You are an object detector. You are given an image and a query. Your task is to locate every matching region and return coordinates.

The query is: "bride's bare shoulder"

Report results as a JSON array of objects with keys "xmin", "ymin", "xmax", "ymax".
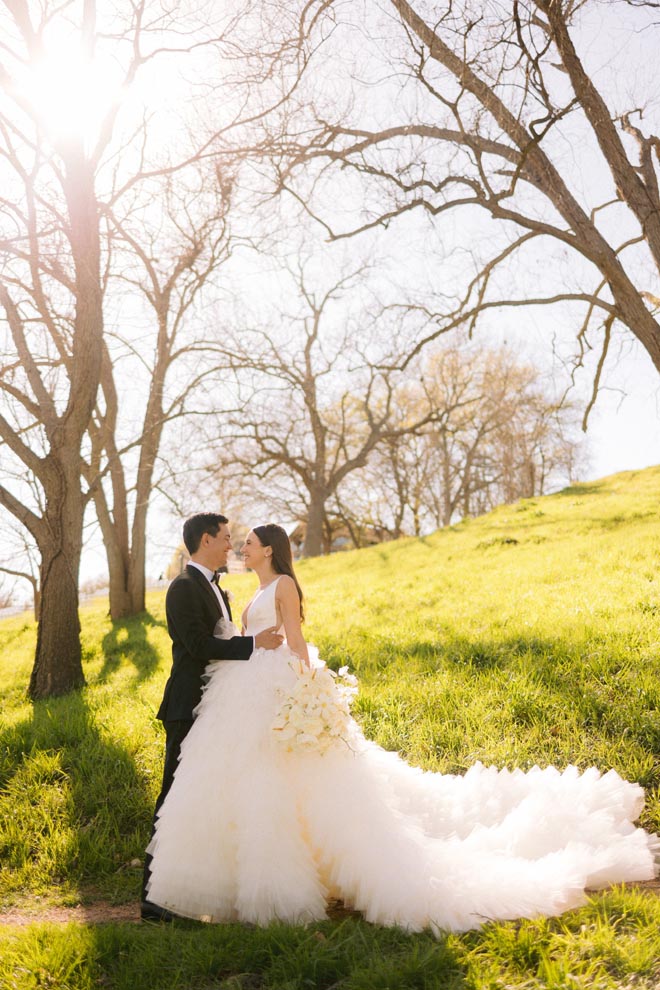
[
  {"xmin": 274, "ymin": 574, "xmax": 300, "ymax": 604},
  {"xmin": 274, "ymin": 574, "xmax": 296, "ymax": 592}
]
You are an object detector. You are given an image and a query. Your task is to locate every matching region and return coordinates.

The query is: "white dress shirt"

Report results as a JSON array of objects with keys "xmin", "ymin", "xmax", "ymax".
[
  {"xmin": 188, "ymin": 560, "xmax": 231, "ymax": 622},
  {"xmin": 188, "ymin": 560, "xmax": 254, "ymax": 649}
]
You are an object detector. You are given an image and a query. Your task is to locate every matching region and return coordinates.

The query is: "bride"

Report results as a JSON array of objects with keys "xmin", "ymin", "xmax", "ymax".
[{"xmin": 146, "ymin": 524, "xmax": 658, "ymax": 933}]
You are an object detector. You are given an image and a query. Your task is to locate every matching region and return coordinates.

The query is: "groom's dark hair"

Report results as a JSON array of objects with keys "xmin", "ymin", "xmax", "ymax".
[{"xmin": 183, "ymin": 513, "xmax": 228, "ymax": 555}]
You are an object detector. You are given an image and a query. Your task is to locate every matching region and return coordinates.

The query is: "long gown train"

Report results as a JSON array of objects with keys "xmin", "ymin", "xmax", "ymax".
[{"xmin": 147, "ymin": 579, "xmax": 658, "ymax": 933}]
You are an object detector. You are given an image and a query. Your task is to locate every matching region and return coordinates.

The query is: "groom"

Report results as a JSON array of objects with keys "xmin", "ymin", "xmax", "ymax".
[{"xmin": 141, "ymin": 511, "xmax": 283, "ymax": 921}]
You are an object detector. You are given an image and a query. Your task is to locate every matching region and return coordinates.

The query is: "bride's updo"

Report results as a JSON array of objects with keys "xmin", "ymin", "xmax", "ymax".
[{"xmin": 253, "ymin": 523, "xmax": 304, "ymax": 621}]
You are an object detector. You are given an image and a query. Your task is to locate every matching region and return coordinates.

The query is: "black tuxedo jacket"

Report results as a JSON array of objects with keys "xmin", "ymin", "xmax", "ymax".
[{"xmin": 157, "ymin": 564, "xmax": 253, "ymax": 722}]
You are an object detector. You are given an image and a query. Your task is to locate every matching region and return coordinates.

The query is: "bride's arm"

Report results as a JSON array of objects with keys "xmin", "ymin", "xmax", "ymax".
[{"xmin": 276, "ymin": 576, "xmax": 309, "ymax": 665}]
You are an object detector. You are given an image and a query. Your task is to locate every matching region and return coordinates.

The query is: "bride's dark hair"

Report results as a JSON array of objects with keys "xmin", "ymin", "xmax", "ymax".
[{"xmin": 253, "ymin": 523, "xmax": 304, "ymax": 621}]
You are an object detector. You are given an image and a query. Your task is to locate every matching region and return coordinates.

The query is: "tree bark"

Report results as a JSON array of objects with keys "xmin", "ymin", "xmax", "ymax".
[
  {"xmin": 128, "ymin": 521, "xmax": 147, "ymax": 614},
  {"xmin": 97, "ymin": 354, "xmax": 165, "ymax": 617},
  {"xmin": 29, "ymin": 471, "xmax": 86, "ymax": 698},
  {"xmin": 127, "ymin": 329, "xmax": 167, "ymax": 612},
  {"xmin": 303, "ymin": 493, "xmax": 326, "ymax": 557},
  {"xmin": 102, "ymin": 524, "xmax": 133, "ymax": 618},
  {"xmin": 27, "ymin": 142, "xmax": 103, "ymax": 697},
  {"xmin": 94, "ymin": 498, "xmax": 146, "ymax": 619}
]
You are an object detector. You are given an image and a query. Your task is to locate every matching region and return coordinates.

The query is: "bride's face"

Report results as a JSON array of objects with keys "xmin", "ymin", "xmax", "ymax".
[{"xmin": 241, "ymin": 530, "xmax": 272, "ymax": 570}]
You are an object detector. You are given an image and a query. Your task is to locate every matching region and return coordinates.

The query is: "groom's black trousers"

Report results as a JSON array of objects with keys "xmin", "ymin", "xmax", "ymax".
[{"xmin": 141, "ymin": 718, "xmax": 193, "ymax": 903}]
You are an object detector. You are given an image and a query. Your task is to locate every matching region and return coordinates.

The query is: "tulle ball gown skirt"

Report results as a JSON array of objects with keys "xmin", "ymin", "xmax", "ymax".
[{"xmin": 147, "ymin": 646, "xmax": 659, "ymax": 933}]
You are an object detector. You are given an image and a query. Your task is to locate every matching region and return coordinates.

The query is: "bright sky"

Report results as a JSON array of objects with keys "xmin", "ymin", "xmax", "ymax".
[
  {"xmin": 3, "ymin": 0, "xmax": 660, "ymax": 602},
  {"xmin": 584, "ymin": 343, "xmax": 660, "ymax": 480},
  {"xmin": 568, "ymin": 3, "xmax": 660, "ymax": 479}
]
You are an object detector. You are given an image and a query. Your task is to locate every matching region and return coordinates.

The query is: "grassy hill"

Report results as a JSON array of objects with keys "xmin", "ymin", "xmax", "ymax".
[{"xmin": 2, "ymin": 466, "xmax": 660, "ymax": 988}]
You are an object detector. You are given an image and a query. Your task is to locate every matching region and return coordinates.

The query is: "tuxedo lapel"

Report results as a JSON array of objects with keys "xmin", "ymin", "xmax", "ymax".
[
  {"xmin": 187, "ymin": 564, "xmax": 222, "ymax": 616},
  {"xmin": 218, "ymin": 585, "xmax": 232, "ymax": 620}
]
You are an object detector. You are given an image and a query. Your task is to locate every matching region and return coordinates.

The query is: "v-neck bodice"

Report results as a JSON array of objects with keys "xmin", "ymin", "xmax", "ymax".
[{"xmin": 243, "ymin": 577, "xmax": 282, "ymax": 636}]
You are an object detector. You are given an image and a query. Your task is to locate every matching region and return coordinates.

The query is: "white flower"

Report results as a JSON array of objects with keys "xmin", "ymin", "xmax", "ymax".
[{"xmin": 271, "ymin": 660, "xmax": 359, "ymax": 755}]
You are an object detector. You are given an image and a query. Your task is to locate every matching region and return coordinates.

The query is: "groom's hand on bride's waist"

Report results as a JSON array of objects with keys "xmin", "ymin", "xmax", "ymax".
[{"xmin": 255, "ymin": 626, "xmax": 284, "ymax": 651}]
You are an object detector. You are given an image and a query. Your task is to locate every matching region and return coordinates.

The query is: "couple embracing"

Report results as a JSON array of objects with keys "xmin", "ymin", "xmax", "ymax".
[
  {"xmin": 142, "ymin": 512, "xmax": 658, "ymax": 933},
  {"xmin": 142, "ymin": 513, "xmax": 301, "ymax": 920}
]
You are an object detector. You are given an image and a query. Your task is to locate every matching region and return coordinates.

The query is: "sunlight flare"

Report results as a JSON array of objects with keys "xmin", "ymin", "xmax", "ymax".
[{"xmin": 16, "ymin": 34, "xmax": 124, "ymax": 150}]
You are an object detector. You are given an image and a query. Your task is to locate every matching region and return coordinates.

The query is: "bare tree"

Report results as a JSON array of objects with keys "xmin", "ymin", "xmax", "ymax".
[
  {"xmin": 0, "ymin": 577, "xmax": 15, "ymax": 610},
  {"xmin": 0, "ymin": 2, "xmax": 115, "ymax": 696},
  {"xmin": 83, "ymin": 168, "xmax": 237, "ymax": 619},
  {"xmin": 335, "ymin": 345, "xmax": 583, "ymax": 536},
  {"xmin": 479, "ymin": 376, "xmax": 583, "ymax": 510},
  {"xmin": 0, "ymin": 0, "xmax": 303, "ymax": 695},
  {"xmin": 273, "ymin": 0, "xmax": 660, "ymax": 402},
  {"xmin": 0, "ymin": 481, "xmax": 47, "ymax": 620},
  {"xmin": 203, "ymin": 262, "xmax": 470, "ymax": 556}
]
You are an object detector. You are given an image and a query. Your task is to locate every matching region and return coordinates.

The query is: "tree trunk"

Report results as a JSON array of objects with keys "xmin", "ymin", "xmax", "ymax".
[
  {"xmin": 94, "ymin": 306, "xmax": 166, "ymax": 617},
  {"xmin": 303, "ymin": 495, "xmax": 325, "ymax": 557},
  {"xmin": 29, "ymin": 489, "xmax": 85, "ymax": 699},
  {"xmin": 106, "ymin": 560, "xmax": 145, "ymax": 618},
  {"xmin": 128, "ymin": 404, "xmax": 163, "ymax": 613},
  {"xmin": 93, "ymin": 491, "xmax": 144, "ymax": 620},
  {"xmin": 442, "ymin": 463, "xmax": 453, "ymax": 528},
  {"xmin": 128, "ymin": 523, "xmax": 147, "ymax": 614},
  {"xmin": 412, "ymin": 502, "xmax": 422, "ymax": 537},
  {"xmin": 105, "ymin": 537, "xmax": 132, "ymax": 619},
  {"xmin": 28, "ymin": 145, "xmax": 103, "ymax": 696},
  {"xmin": 99, "ymin": 524, "xmax": 148, "ymax": 620},
  {"xmin": 104, "ymin": 547, "xmax": 145, "ymax": 619}
]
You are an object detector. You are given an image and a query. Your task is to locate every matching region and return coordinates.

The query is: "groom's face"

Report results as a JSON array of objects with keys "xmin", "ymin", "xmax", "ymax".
[{"xmin": 205, "ymin": 523, "xmax": 232, "ymax": 569}]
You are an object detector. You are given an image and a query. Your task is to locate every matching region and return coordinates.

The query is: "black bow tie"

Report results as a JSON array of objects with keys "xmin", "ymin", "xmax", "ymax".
[{"xmin": 211, "ymin": 571, "xmax": 221, "ymax": 587}]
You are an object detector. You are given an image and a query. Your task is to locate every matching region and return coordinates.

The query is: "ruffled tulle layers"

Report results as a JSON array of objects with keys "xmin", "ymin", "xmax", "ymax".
[{"xmin": 147, "ymin": 646, "xmax": 658, "ymax": 933}]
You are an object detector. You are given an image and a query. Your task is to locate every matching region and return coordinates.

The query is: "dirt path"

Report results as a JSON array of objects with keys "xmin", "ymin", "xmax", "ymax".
[
  {"xmin": 0, "ymin": 901, "xmax": 141, "ymax": 927},
  {"xmin": 1, "ymin": 882, "xmax": 659, "ymax": 928},
  {"xmin": 0, "ymin": 898, "xmax": 362, "ymax": 927}
]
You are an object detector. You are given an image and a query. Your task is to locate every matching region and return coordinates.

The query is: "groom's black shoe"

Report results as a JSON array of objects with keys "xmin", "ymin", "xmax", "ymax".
[{"xmin": 140, "ymin": 900, "xmax": 179, "ymax": 922}]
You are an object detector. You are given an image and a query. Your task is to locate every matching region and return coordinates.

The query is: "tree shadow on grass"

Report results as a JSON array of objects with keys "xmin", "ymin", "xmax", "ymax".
[
  {"xmin": 83, "ymin": 916, "xmax": 471, "ymax": 990},
  {"xmin": 400, "ymin": 629, "xmax": 594, "ymax": 675},
  {"xmin": 99, "ymin": 611, "xmax": 163, "ymax": 684},
  {"xmin": 432, "ymin": 632, "xmax": 571, "ymax": 672},
  {"xmin": 0, "ymin": 689, "xmax": 154, "ymax": 903},
  {"xmin": 371, "ymin": 630, "xmax": 660, "ymax": 767},
  {"xmin": 356, "ymin": 632, "xmax": 563, "ymax": 675},
  {"xmin": 556, "ymin": 481, "xmax": 609, "ymax": 497}
]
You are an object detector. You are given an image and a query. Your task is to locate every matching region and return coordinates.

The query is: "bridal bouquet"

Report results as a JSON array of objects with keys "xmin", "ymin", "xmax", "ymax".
[{"xmin": 272, "ymin": 661, "xmax": 358, "ymax": 754}]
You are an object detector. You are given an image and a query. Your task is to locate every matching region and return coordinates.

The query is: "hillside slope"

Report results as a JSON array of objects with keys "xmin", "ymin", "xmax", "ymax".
[{"xmin": 1, "ymin": 465, "xmax": 660, "ymax": 913}]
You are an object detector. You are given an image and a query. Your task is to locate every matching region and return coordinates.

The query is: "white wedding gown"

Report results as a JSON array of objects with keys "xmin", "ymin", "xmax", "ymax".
[{"xmin": 147, "ymin": 578, "xmax": 659, "ymax": 933}]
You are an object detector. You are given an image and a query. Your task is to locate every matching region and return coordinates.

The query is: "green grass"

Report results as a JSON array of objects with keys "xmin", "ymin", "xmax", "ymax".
[{"xmin": 2, "ymin": 465, "xmax": 660, "ymax": 987}]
